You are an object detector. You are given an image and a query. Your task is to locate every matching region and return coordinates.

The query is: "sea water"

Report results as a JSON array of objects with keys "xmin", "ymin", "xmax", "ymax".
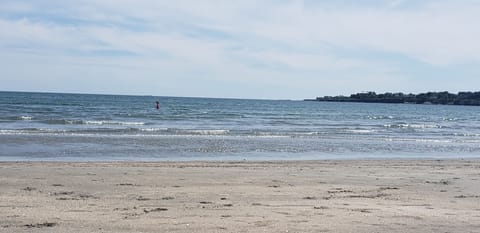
[{"xmin": 1, "ymin": 91, "xmax": 480, "ymax": 161}]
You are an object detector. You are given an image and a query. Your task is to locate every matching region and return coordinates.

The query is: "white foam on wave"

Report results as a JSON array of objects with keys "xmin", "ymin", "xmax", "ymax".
[
  {"xmin": 443, "ymin": 117, "xmax": 458, "ymax": 121},
  {"xmin": 452, "ymin": 133, "xmax": 480, "ymax": 137},
  {"xmin": 0, "ymin": 128, "xmax": 65, "ymax": 135},
  {"xmin": 19, "ymin": 116, "xmax": 33, "ymax": 120},
  {"xmin": 382, "ymin": 137, "xmax": 480, "ymax": 143},
  {"xmin": 84, "ymin": 120, "xmax": 146, "ymax": 126},
  {"xmin": 140, "ymin": 128, "xmax": 169, "ymax": 132},
  {"xmin": 185, "ymin": 129, "xmax": 230, "ymax": 135},
  {"xmin": 0, "ymin": 130, "xmax": 18, "ymax": 134},
  {"xmin": 139, "ymin": 128, "xmax": 231, "ymax": 136},
  {"xmin": 291, "ymin": 132, "xmax": 319, "ymax": 136},
  {"xmin": 64, "ymin": 120, "xmax": 83, "ymax": 124},
  {"xmin": 384, "ymin": 123, "xmax": 442, "ymax": 129},
  {"xmin": 367, "ymin": 115, "xmax": 394, "ymax": 120},
  {"xmin": 348, "ymin": 129, "xmax": 377, "ymax": 133},
  {"xmin": 250, "ymin": 131, "xmax": 298, "ymax": 138}
]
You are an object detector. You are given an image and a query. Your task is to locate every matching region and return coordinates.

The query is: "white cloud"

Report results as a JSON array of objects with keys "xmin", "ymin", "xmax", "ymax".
[
  {"xmin": 1, "ymin": 0, "xmax": 479, "ymax": 98},
  {"xmin": 238, "ymin": 0, "xmax": 480, "ymax": 65}
]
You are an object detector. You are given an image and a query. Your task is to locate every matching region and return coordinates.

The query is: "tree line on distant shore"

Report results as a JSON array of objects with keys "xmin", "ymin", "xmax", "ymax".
[{"xmin": 306, "ymin": 91, "xmax": 480, "ymax": 106}]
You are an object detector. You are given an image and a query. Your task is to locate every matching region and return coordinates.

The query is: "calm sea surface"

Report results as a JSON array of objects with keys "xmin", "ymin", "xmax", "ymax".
[{"xmin": 1, "ymin": 91, "xmax": 480, "ymax": 161}]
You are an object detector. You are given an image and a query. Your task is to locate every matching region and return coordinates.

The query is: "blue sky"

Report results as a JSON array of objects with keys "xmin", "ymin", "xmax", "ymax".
[{"xmin": 1, "ymin": 0, "xmax": 479, "ymax": 99}]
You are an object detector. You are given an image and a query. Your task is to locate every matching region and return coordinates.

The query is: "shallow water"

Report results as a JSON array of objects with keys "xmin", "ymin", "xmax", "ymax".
[{"xmin": 1, "ymin": 91, "xmax": 480, "ymax": 161}]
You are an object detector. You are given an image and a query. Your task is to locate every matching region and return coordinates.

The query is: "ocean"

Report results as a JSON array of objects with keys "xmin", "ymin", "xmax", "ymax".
[{"xmin": 1, "ymin": 91, "xmax": 480, "ymax": 161}]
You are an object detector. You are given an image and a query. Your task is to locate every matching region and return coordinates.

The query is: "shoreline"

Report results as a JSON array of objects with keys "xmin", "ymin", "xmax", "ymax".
[
  {"xmin": 2, "ymin": 153, "xmax": 480, "ymax": 163},
  {"xmin": 1, "ymin": 159, "xmax": 479, "ymax": 232}
]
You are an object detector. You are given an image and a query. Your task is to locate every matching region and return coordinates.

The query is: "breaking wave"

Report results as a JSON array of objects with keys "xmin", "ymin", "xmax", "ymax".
[
  {"xmin": 384, "ymin": 123, "xmax": 443, "ymax": 129},
  {"xmin": 40, "ymin": 119, "xmax": 147, "ymax": 126}
]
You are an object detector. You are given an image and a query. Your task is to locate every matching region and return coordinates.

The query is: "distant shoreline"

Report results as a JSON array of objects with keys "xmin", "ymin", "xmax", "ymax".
[{"xmin": 306, "ymin": 91, "xmax": 480, "ymax": 106}]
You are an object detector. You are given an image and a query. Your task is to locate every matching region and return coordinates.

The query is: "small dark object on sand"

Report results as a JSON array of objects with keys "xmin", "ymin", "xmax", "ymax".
[
  {"xmin": 144, "ymin": 208, "xmax": 168, "ymax": 213},
  {"xmin": 23, "ymin": 187, "xmax": 36, "ymax": 191},
  {"xmin": 24, "ymin": 222, "xmax": 57, "ymax": 228}
]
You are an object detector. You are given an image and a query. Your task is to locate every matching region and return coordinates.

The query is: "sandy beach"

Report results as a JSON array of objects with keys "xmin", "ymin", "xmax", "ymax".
[{"xmin": 1, "ymin": 160, "xmax": 479, "ymax": 233}]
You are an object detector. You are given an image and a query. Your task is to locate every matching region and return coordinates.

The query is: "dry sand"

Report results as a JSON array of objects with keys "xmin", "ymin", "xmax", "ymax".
[{"xmin": 0, "ymin": 160, "xmax": 479, "ymax": 232}]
